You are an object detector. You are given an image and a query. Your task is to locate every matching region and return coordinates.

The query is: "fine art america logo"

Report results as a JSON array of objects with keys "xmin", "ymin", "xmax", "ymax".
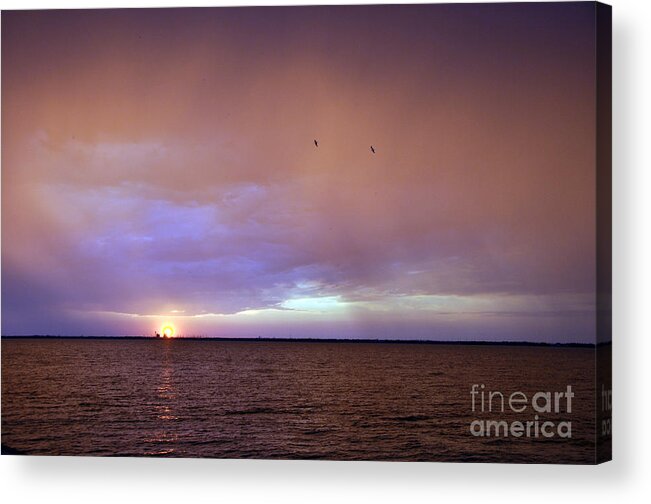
[{"xmin": 469, "ymin": 384, "xmax": 574, "ymax": 438}]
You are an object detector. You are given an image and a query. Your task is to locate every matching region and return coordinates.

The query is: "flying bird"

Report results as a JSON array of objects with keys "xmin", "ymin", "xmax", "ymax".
[
  {"xmin": 370, "ymin": 145, "xmax": 376, "ymax": 154},
  {"xmin": 314, "ymin": 139, "xmax": 319, "ymax": 147}
]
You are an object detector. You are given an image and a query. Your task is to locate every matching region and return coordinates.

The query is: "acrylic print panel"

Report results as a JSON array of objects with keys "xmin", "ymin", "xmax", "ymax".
[{"xmin": 1, "ymin": 2, "xmax": 612, "ymax": 463}]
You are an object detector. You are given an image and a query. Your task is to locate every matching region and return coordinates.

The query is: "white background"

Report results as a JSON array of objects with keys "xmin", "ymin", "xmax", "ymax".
[{"xmin": 0, "ymin": 0, "xmax": 649, "ymax": 502}]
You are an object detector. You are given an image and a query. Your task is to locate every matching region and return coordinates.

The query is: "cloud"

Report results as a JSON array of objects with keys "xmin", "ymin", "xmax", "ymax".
[
  {"xmin": 2, "ymin": 5, "xmax": 597, "ymax": 341},
  {"xmin": 3, "ymin": 134, "xmax": 595, "ymax": 329}
]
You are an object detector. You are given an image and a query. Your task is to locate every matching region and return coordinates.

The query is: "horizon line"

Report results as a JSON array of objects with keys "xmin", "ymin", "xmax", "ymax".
[{"xmin": 1, "ymin": 335, "xmax": 605, "ymax": 347}]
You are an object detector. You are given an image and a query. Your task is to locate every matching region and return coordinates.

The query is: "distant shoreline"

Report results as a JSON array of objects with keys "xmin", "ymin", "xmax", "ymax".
[{"xmin": 0, "ymin": 335, "xmax": 605, "ymax": 348}]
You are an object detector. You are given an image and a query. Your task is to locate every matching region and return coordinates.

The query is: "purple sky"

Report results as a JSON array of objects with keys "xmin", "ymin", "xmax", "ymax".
[{"xmin": 1, "ymin": 4, "xmax": 598, "ymax": 341}]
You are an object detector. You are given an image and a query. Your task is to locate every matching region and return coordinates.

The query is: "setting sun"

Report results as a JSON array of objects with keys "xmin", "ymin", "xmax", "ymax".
[{"xmin": 161, "ymin": 325, "xmax": 175, "ymax": 338}]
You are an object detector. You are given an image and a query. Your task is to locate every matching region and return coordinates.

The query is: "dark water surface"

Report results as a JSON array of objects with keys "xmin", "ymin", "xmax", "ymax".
[{"xmin": 2, "ymin": 338, "xmax": 597, "ymax": 463}]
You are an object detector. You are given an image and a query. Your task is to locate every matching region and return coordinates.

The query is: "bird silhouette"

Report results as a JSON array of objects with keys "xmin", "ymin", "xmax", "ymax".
[
  {"xmin": 314, "ymin": 139, "xmax": 319, "ymax": 147},
  {"xmin": 370, "ymin": 145, "xmax": 376, "ymax": 154}
]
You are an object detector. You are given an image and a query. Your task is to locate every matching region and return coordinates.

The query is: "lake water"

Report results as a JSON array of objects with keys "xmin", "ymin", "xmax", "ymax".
[{"xmin": 2, "ymin": 338, "xmax": 598, "ymax": 463}]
